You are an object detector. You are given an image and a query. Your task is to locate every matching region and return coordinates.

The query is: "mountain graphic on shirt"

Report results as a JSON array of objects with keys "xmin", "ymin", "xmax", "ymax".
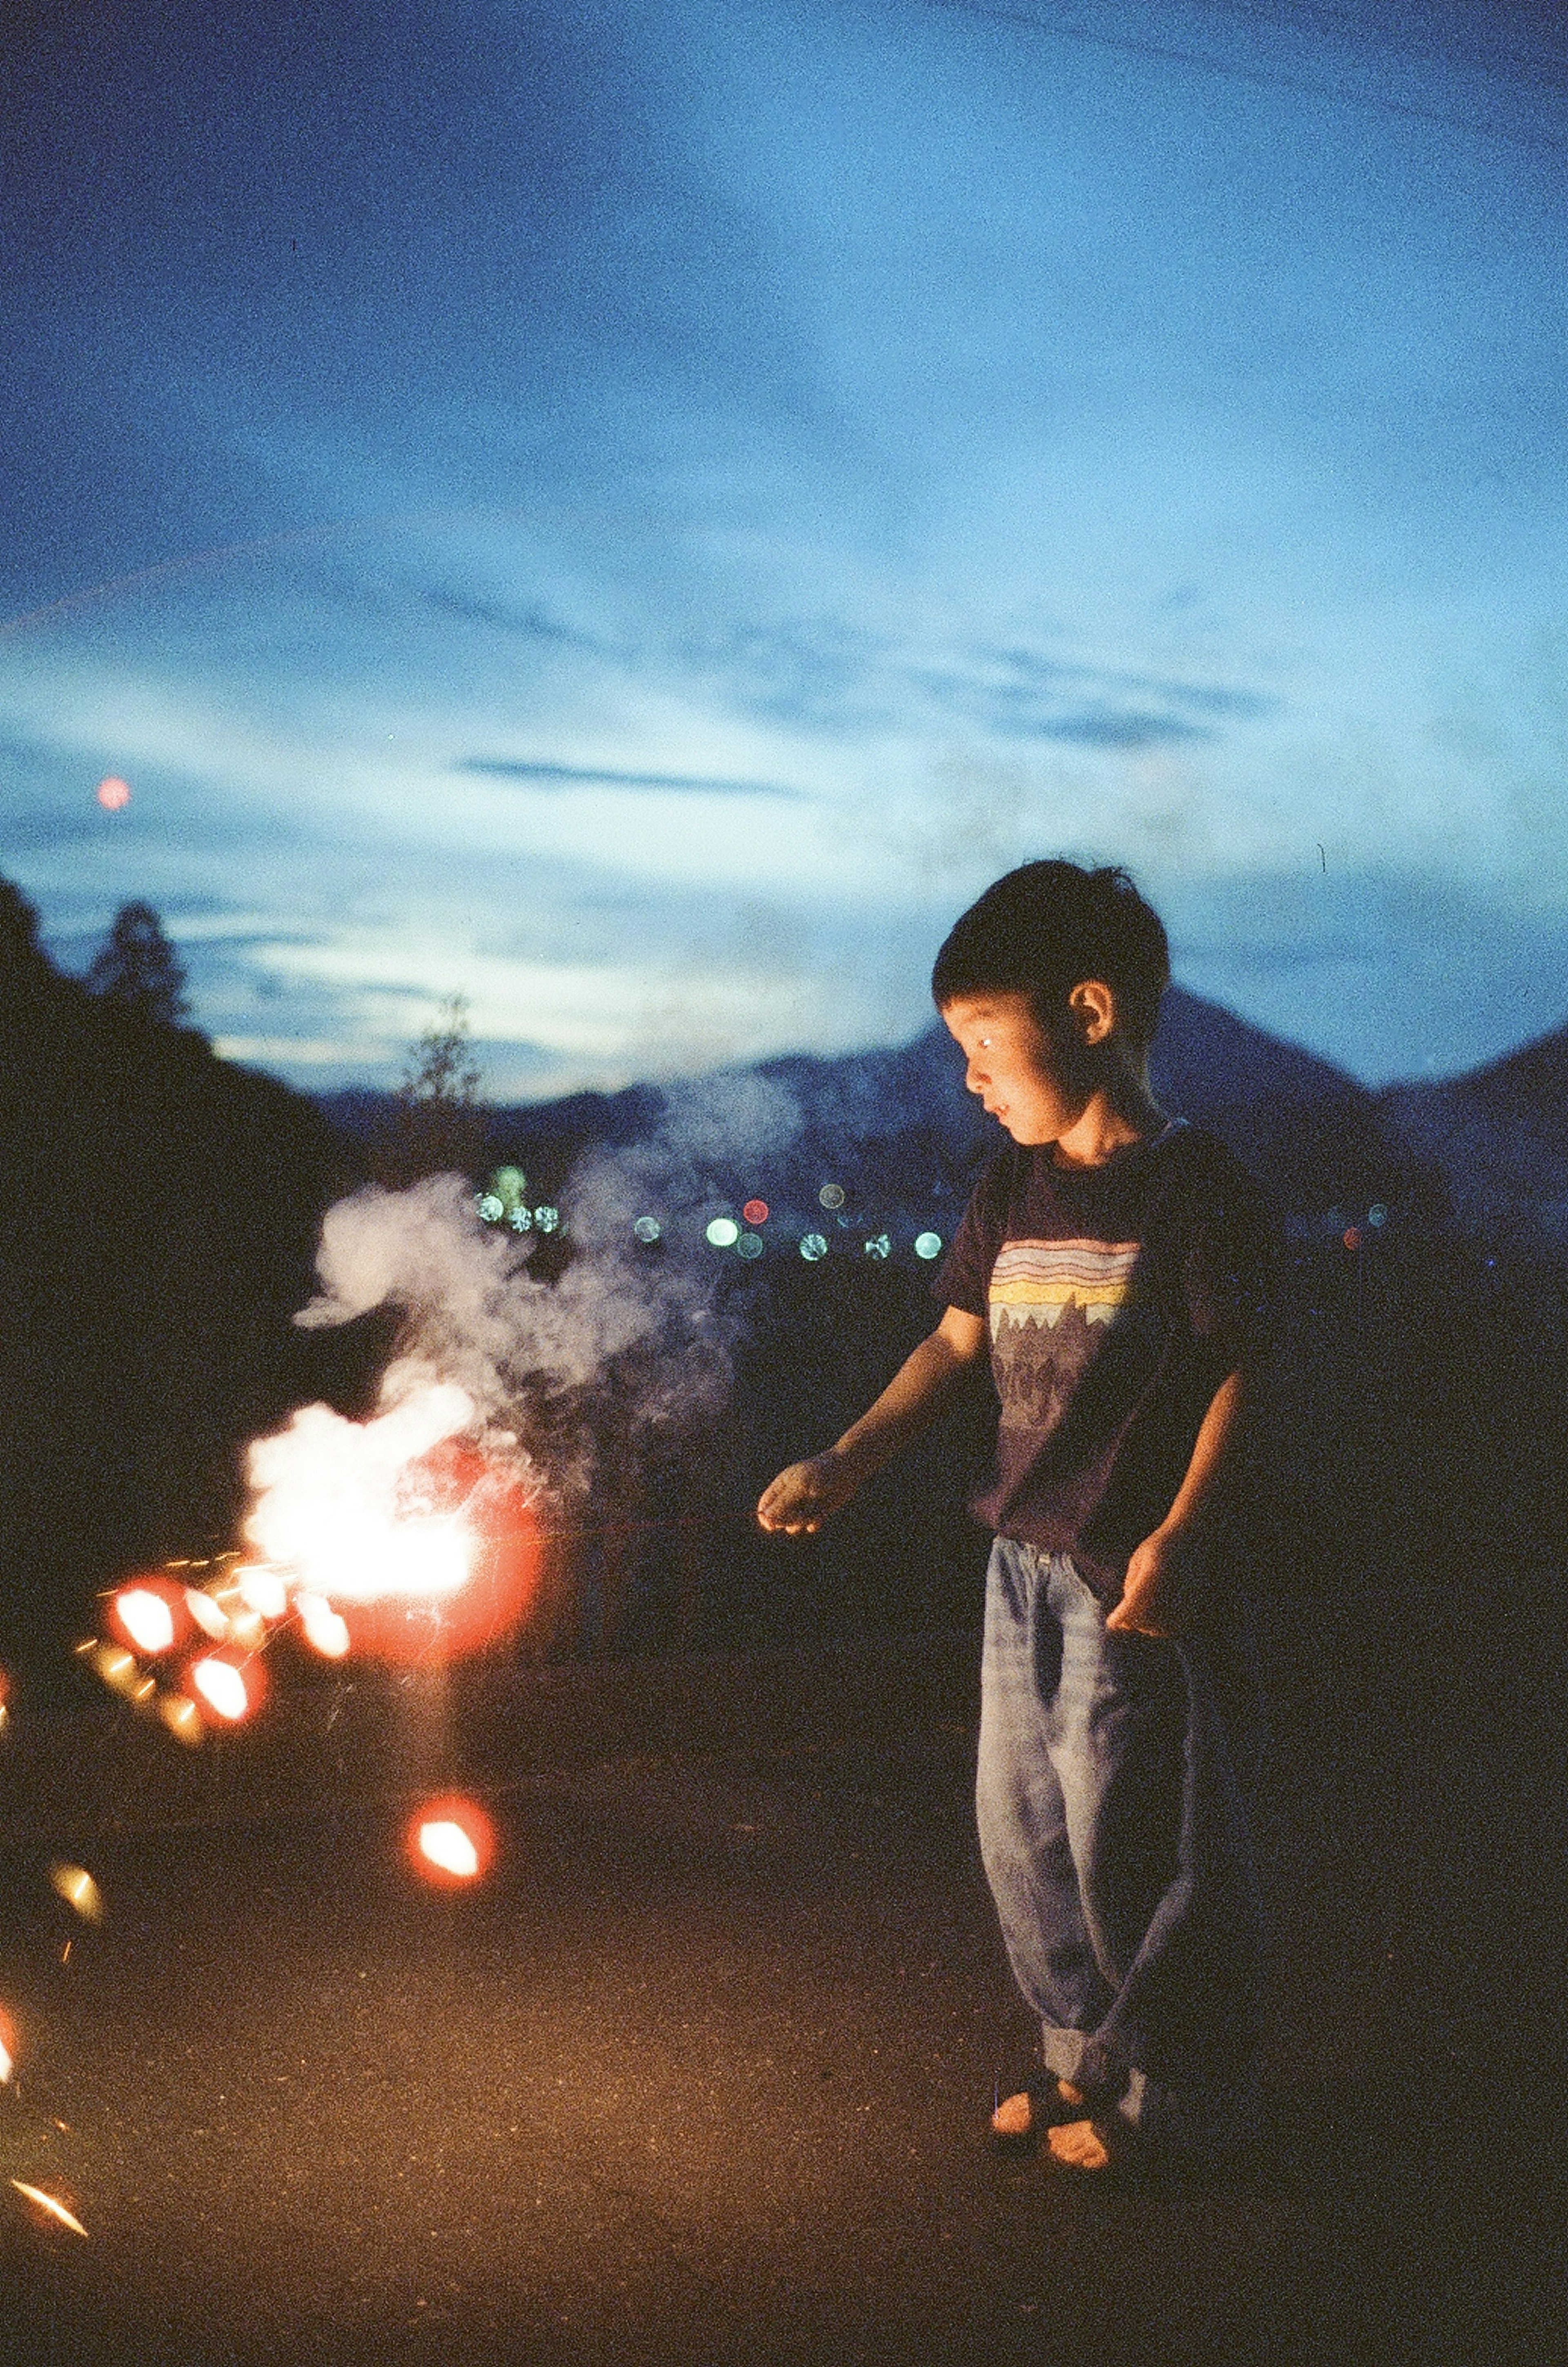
[
  {"xmin": 989, "ymin": 1241, "xmax": 1156, "ymax": 1437},
  {"xmin": 987, "ymin": 1239, "xmax": 1143, "ymax": 1339}
]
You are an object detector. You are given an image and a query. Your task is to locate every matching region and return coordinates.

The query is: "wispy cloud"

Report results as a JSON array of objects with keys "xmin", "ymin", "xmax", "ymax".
[{"xmin": 457, "ymin": 758, "xmax": 817, "ymax": 800}]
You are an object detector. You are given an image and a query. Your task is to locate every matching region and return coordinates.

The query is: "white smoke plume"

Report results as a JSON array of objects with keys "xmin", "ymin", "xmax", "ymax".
[{"xmin": 272, "ymin": 1069, "xmax": 805, "ymax": 1504}]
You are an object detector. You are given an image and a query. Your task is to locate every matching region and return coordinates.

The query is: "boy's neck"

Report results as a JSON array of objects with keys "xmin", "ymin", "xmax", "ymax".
[{"xmin": 1048, "ymin": 1082, "xmax": 1168, "ymax": 1170}]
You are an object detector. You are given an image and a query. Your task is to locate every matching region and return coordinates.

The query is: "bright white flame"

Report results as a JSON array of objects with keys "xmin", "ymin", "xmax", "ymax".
[
  {"xmin": 244, "ymin": 1381, "xmax": 479, "ymax": 1604},
  {"xmin": 0, "ymin": 2036, "xmax": 11, "ymax": 2082},
  {"xmin": 418, "ymin": 1820, "xmax": 479, "ymax": 1878},
  {"xmin": 296, "ymin": 1592, "xmax": 351, "ymax": 1658},
  {"xmin": 116, "ymin": 1589, "xmax": 175, "ymax": 1654},
  {"xmin": 237, "ymin": 1565, "xmax": 288, "ymax": 1618},
  {"xmin": 190, "ymin": 1658, "xmax": 248, "ymax": 1721}
]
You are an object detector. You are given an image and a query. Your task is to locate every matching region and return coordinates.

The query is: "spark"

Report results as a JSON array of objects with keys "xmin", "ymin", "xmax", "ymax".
[
  {"xmin": 405, "ymin": 1795, "xmax": 496, "ymax": 1886},
  {"xmin": 185, "ymin": 1589, "xmax": 229, "ymax": 1640},
  {"xmin": 49, "ymin": 1865, "xmax": 104, "ymax": 1924},
  {"xmin": 419, "ymin": 1821, "xmax": 479, "ymax": 1878},
  {"xmin": 114, "ymin": 1589, "xmax": 175, "ymax": 1654},
  {"xmin": 157, "ymin": 1692, "xmax": 204, "ymax": 1745},
  {"xmin": 296, "ymin": 1593, "xmax": 350, "ymax": 1659},
  {"xmin": 188, "ymin": 1657, "xmax": 253, "ymax": 1722},
  {"xmin": 9, "ymin": 2182, "xmax": 88, "ymax": 2238}
]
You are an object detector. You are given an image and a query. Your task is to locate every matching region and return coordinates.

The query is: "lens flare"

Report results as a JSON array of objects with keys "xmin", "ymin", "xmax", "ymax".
[{"xmin": 405, "ymin": 1794, "xmax": 495, "ymax": 1886}]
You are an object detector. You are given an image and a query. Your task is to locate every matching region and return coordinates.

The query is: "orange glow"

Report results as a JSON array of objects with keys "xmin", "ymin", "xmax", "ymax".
[
  {"xmin": 95, "ymin": 775, "xmax": 131, "ymax": 812},
  {"xmin": 0, "ymin": 2004, "xmax": 15, "ymax": 2082},
  {"xmin": 186, "ymin": 1652, "xmax": 263, "ymax": 1723},
  {"xmin": 405, "ymin": 1794, "xmax": 496, "ymax": 1887},
  {"xmin": 48, "ymin": 1865, "xmax": 104, "ymax": 1923},
  {"xmin": 157, "ymin": 1692, "xmax": 204, "ymax": 1745},
  {"xmin": 9, "ymin": 2182, "xmax": 88, "ymax": 2238},
  {"xmin": 107, "ymin": 1578, "xmax": 189, "ymax": 1657}
]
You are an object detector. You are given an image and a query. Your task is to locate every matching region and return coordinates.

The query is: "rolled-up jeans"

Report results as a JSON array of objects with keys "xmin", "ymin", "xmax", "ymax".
[{"xmin": 976, "ymin": 1535, "xmax": 1265, "ymax": 2154}]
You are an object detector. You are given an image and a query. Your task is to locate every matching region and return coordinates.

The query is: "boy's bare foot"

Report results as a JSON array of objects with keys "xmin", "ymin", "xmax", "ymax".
[
  {"xmin": 989, "ymin": 2079, "xmax": 1087, "ymax": 2141},
  {"xmin": 1045, "ymin": 2116, "xmax": 1117, "ymax": 2171}
]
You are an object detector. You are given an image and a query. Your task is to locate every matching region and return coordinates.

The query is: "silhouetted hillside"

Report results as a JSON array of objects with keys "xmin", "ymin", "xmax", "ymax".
[
  {"xmin": 0, "ymin": 887, "xmax": 377, "ymax": 1677},
  {"xmin": 1378, "ymin": 1017, "xmax": 1568, "ymax": 1248}
]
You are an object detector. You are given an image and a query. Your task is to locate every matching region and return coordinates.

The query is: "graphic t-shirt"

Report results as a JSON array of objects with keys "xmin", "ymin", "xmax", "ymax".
[{"xmin": 933, "ymin": 1119, "xmax": 1276, "ymax": 1598}]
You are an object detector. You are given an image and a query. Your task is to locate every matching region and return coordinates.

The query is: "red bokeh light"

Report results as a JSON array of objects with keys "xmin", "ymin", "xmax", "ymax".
[
  {"xmin": 106, "ymin": 1577, "xmax": 191, "ymax": 1658},
  {"xmin": 403, "ymin": 1793, "xmax": 497, "ymax": 1888},
  {"xmin": 328, "ymin": 1442, "xmax": 543, "ymax": 1669},
  {"xmin": 1343, "ymin": 1227, "xmax": 1363, "ymax": 1251},
  {"xmin": 742, "ymin": 1199, "xmax": 769, "ymax": 1225},
  {"xmin": 95, "ymin": 776, "xmax": 131, "ymax": 811}
]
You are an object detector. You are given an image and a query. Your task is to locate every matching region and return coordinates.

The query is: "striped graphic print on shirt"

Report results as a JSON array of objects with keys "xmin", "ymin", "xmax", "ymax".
[{"xmin": 987, "ymin": 1238, "xmax": 1143, "ymax": 1339}]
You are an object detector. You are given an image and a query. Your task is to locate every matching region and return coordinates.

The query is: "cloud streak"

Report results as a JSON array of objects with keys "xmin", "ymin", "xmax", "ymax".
[{"xmin": 457, "ymin": 758, "xmax": 817, "ymax": 800}]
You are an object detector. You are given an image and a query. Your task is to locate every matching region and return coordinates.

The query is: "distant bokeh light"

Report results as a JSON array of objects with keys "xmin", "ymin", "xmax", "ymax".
[
  {"xmin": 737, "ymin": 1232, "xmax": 764, "ymax": 1259},
  {"xmin": 505, "ymin": 1204, "xmax": 532, "ymax": 1231},
  {"xmin": 476, "ymin": 1193, "xmax": 505, "ymax": 1224},
  {"xmin": 914, "ymin": 1232, "xmax": 943, "ymax": 1259},
  {"xmin": 633, "ymin": 1215, "xmax": 662, "ymax": 1242},
  {"xmin": 533, "ymin": 1206, "xmax": 560, "ymax": 1233},
  {"xmin": 706, "ymin": 1216, "xmax": 740, "ymax": 1248},
  {"xmin": 95, "ymin": 776, "xmax": 131, "ymax": 811},
  {"xmin": 742, "ymin": 1199, "xmax": 769, "ymax": 1224},
  {"xmin": 800, "ymin": 1233, "xmax": 828, "ymax": 1261},
  {"xmin": 818, "ymin": 1184, "xmax": 845, "ymax": 1209},
  {"xmin": 863, "ymin": 1234, "xmax": 891, "ymax": 1259}
]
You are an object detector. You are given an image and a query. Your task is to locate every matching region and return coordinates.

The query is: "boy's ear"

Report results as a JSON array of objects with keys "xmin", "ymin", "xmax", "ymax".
[{"xmin": 1067, "ymin": 979, "xmax": 1117, "ymax": 1044}]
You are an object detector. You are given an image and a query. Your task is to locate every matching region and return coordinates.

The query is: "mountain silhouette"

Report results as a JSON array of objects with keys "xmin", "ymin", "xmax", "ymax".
[
  {"xmin": 322, "ymin": 984, "xmax": 1441, "ymax": 1231},
  {"xmin": 1377, "ymin": 1017, "xmax": 1568, "ymax": 1246}
]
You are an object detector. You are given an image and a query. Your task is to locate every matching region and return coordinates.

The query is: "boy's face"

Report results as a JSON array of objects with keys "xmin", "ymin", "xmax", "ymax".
[{"xmin": 941, "ymin": 991, "xmax": 1082, "ymax": 1147}]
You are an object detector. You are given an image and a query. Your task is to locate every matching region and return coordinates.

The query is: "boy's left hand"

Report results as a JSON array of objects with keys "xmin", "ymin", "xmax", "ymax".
[{"xmin": 1105, "ymin": 1525, "xmax": 1201, "ymax": 1638}]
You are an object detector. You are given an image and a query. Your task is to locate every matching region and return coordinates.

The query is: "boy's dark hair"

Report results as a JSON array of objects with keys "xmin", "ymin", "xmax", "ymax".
[{"xmin": 931, "ymin": 860, "xmax": 1170, "ymax": 1053}]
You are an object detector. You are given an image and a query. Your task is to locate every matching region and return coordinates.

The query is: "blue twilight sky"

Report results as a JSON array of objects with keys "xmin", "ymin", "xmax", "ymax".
[{"xmin": 2, "ymin": 0, "xmax": 1566, "ymax": 1095}]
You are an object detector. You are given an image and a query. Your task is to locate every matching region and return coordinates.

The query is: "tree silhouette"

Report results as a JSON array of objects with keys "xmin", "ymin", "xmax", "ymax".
[
  {"xmin": 376, "ymin": 992, "xmax": 487, "ymax": 1183},
  {"xmin": 86, "ymin": 900, "xmax": 189, "ymax": 1027}
]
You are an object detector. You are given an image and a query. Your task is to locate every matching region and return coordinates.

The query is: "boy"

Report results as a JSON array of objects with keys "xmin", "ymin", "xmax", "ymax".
[{"xmin": 757, "ymin": 859, "xmax": 1273, "ymax": 2173}]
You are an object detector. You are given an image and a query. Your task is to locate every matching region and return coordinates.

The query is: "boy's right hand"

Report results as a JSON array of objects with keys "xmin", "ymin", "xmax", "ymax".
[{"xmin": 755, "ymin": 1453, "xmax": 860, "ymax": 1536}]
